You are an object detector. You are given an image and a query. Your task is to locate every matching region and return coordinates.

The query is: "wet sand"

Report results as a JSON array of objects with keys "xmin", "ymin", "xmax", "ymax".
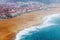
[{"xmin": 0, "ymin": 8, "xmax": 60, "ymax": 40}]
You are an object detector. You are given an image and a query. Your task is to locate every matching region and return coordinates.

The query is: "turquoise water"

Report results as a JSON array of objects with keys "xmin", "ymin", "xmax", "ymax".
[
  {"xmin": 20, "ymin": 25, "xmax": 60, "ymax": 40},
  {"xmin": 15, "ymin": 14, "xmax": 60, "ymax": 40}
]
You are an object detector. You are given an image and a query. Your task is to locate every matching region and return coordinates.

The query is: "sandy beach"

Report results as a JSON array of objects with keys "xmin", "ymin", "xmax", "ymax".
[{"xmin": 0, "ymin": 8, "xmax": 60, "ymax": 40}]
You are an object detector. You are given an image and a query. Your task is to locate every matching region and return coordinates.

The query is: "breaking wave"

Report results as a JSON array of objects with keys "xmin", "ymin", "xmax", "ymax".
[{"xmin": 15, "ymin": 14, "xmax": 60, "ymax": 40}]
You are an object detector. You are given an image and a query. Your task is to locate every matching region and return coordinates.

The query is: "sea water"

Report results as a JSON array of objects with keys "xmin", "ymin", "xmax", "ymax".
[{"xmin": 15, "ymin": 14, "xmax": 60, "ymax": 40}]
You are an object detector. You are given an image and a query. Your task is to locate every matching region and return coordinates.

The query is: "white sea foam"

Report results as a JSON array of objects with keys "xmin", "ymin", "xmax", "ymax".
[
  {"xmin": 15, "ymin": 14, "xmax": 60, "ymax": 40},
  {"xmin": 43, "ymin": 14, "xmax": 60, "ymax": 25}
]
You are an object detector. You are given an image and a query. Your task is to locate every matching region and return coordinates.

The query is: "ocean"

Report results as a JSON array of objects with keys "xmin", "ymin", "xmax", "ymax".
[{"xmin": 15, "ymin": 14, "xmax": 60, "ymax": 40}]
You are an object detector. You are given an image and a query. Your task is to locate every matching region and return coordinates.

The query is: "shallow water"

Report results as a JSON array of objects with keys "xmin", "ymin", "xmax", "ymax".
[{"xmin": 15, "ymin": 14, "xmax": 60, "ymax": 40}]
